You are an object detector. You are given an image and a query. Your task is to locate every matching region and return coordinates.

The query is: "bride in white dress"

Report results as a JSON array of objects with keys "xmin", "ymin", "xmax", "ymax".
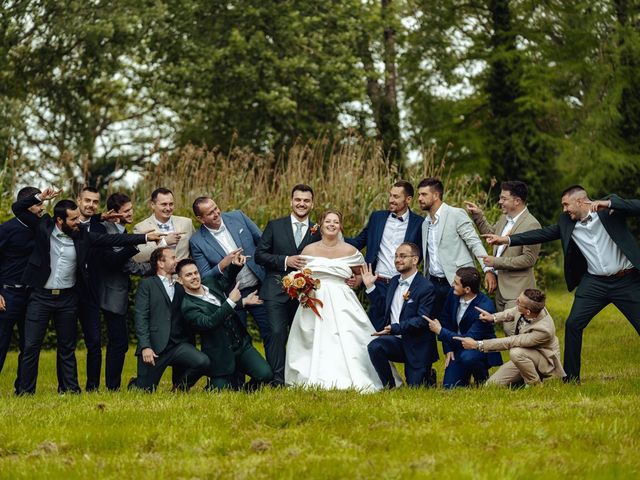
[{"xmin": 285, "ymin": 210, "xmax": 397, "ymax": 391}]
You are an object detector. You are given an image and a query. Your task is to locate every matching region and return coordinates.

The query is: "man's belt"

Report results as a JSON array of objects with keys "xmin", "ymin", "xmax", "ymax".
[
  {"xmin": 376, "ymin": 276, "xmax": 392, "ymax": 284},
  {"xmin": 594, "ymin": 268, "xmax": 636, "ymax": 279},
  {"xmin": 2, "ymin": 284, "xmax": 27, "ymax": 290},
  {"xmin": 429, "ymin": 275, "xmax": 449, "ymax": 284},
  {"xmin": 34, "ymin": 287, "xmax": 74, "ymax": 295}
]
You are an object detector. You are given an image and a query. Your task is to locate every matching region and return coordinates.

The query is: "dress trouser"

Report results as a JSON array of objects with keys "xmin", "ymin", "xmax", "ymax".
[
  {"xmin": 367, "ymin": 280, "xmax": 390, "ymax": 331},
  {"xmin": 264, "ymin": 298, "xmax": 298, "ymax": 385},
  {"xmin": 208, "ymin": 344, "xmax": 273, "ymax": 390},
  {"xmin": 103, "ymin": 310, "xmax": 129, "ymax": 390},
  {"xmin": 487, "ymin": 348, "xmax": 548, "ymax": 386},
  {"xmin": 18, "ymin": 289, "xmax": 80, "ymax": 394},
  {"xmin": 429, "ymin": 276, "xmax": 451, "ymax": 321},
  {"xmin": 130, "ymin": 342, "xmax": 210, "ymax": 392},
  {"xmin": 368, "ymin": 336, "xmax": 430, "ymax": 387},
  {"xmin": 564, "ymin": 271, "xmax": 640, "ymax": 381},
  {"xmin": 0, "ymin": 286, "xmax": 28, "ymax": 392},
  {"xmin": 443, "ymin": 349, "xmax": 490, "ymax": 388},
  {"xmin": 236, "ymin": 286, "xmax": 271, "ymax": 344},
  {"xmin": 77, "ymin": 296, "xmax": 102, "ymax": 391},
  {"xmin": 495, "ymin": 290, "xmax": 517, "ymax": 336}
]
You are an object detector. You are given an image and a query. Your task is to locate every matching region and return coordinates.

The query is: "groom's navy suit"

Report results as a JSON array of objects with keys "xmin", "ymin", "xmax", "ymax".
[
  {"xmin": 255, "ymin": 215, "xmax": 321, "ymax": 385},
  {"xmin": 347, "ymin": 209, "xmax": 423, "ymax": 327},
  {"xmin": 437, "ymin": 290, "xmax": 502, "ymax": 388},
  {"xmin": 367, "ymin": 272, "xmax": 437, "ymax": 387}
]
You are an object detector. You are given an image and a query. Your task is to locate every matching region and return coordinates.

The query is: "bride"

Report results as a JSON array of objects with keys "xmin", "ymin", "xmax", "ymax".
[{"xmin": 285, "ymin": 209, "xmax": 398, "ymax": 391}]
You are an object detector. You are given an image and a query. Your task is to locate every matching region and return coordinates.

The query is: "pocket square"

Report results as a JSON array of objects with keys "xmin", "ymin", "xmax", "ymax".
[
  {"xmin": 407, "ymin": 299, "xmax": 414, "ymax": 304},
  {"xmin": 239, "ymin": 228, "xmax": 244, "ymax": 234}
]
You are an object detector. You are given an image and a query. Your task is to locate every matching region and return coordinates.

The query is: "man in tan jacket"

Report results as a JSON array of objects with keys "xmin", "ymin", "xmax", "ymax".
[
  {"xmin": 465, "ymin": 181, "xmax": 541, "ymax": 335},
  {"xmin": 454, "ymin": 288, "xmax": 566, "ymax": 386}
]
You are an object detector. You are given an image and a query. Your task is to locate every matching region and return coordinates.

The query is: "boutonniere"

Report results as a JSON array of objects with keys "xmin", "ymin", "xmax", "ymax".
[
  {"xmin": 310, "ymin": 223, "xmax": 319, "ymax": 235},
  {"xmin": 402, "ymin": 290, "xmax": 411, "ymax": 301}
]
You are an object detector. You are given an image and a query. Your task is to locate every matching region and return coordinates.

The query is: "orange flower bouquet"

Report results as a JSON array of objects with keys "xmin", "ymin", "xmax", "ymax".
[{"xmin": 281, "ymin": 268, "xmax": 323, "ymax": 318}]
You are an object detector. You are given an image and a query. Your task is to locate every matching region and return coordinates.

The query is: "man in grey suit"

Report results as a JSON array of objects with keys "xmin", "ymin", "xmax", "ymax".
[
  {"xmin": 189, "ymin": 196, "xmax": 270, "ymax": 345},
  {"xmin": 465, "ymin": 181, "xmax": 542, "ymax": 335},
  {"xmin": 99, "ymin": 192, "xmax": 152, "ymax": 390},
  {"xmin": 417, "ymin": 177, "xmax": 496, "ymax": 319}
]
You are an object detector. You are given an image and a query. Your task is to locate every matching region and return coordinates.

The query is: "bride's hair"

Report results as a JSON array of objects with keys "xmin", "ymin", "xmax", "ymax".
[{"xmin": 319, "ymin": 209, "xmax": 344, "ymax": 236}]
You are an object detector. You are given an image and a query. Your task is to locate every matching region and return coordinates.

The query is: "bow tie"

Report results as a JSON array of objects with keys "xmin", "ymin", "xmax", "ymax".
[
  {"xmin": 398, "ymin": 279, "xmax": 410, "ymax": 287},
  {"xmin": 157, "ymin": 223, "xmax": 171, "ymax": 231},
  {"xmin": 580, "ymin": 215, "xmax": 593, "ymax": 226},
  {"xmin": 391, "ymin": 213, "xmax": 404, "ymax": 222}
]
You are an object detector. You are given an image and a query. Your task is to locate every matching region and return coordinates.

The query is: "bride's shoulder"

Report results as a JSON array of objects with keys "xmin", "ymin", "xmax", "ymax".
[{"xmin": 340, "ymin": 243, "xmax": 359, "ymax": 256}]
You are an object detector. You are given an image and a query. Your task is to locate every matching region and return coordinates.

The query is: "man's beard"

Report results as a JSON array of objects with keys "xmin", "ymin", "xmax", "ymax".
[{"xmin": 61, "ymin": 223, "xmax": 80, "ymax": 239}]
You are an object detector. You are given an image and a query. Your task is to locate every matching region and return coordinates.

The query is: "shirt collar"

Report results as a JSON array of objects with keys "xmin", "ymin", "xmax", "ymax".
[
  {"xmin": 290, "ymin": 215, "xmax": 309, "ymax": 227},
  {"xmin": 507, "ymin": 207, "xmax": 527, "ymax": 224},
  {"xmin": 390, "ymin": 210, "xmax": 409, "ymax": 221},
  {"xmin": 205, "ymin": 219, "xmax": 226, "ymax": 235},
  {"xmin": 399, "ymin": 271, "xmax": 418, "ymax": 287},
  {"xmin": 428, "ymin": 204, "xmax": 444, "ymax": 225},
  {"xmin": 158, "ymin": 274, "xmax": 175, "ymax": 286},
  {"xmin": 155, "ymin": 216, "xmax": 173, "ymax": 227},
  {"xmin": 53, "ymin": 225, "xmax": 71, "ymax": 240},
  {"xmin": 459, "ymin": 294, "xmax": 477, "ymax": 306}
]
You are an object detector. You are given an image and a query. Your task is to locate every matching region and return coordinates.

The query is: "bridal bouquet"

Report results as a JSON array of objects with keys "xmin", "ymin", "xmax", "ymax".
[{"xmin": 281, "ymin": 268, "xmax": 323, "ymax": 318}]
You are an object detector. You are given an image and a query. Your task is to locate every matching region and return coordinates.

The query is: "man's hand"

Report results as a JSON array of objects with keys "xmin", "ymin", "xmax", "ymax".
[
  {"xmin": 229, "ymin": 281, "xmax": 242, "ymax": 303},
  {"xmin": 475, "ymin": 306, "xmax": 494, "ymax": 323},
  {"xmin": 587, "ymin": 199, "xmax": 611, "ymax": 213},
  {"xmin": 101, "ymin": 209, "xmax": 124, "ymax": 222},
  {"xmin": 231, "ymin": 252, "xmax": 248, "ymax": 267},
  {"xmin": 219, "ymin": 248, "xmax": 243, "ymax": 271},
  {"xmin": 423, "ymin": 315, "xmax": 442, "ymax": 335},
  {"xmin": 146, "ymin": 232, "xmax": 165, "ymax": 242},
  {"xmin": 452, "ymin": 336, "xmax": 478, "ymax": 350},
  {"xmin": 0, "ymin": 294, "xmax": 6, "ymax": 311},
  {"xmin": 39, "ymin": 187, "xmax": 61, "ymax": 201},
  {"xmin": 142, "ymin": 348, "xmax": 158, "ymax": 366},
  {"xmin": 286, "ymin": 255, "xmax": 308, "ymax": 270},
  {"xmin": 242, "ymin": 290, "xmax": 263, "ymax": 307},
  {"xmin": 482, "ymin": 234, "xmax": 509, "ymax": 246},
  {"xmin": 464, "ymin": 201, "xmax": 483, "ymax": 216},
  {"xmin": 345, "ymin": 274, "xmax": 357, "ymax": 289},
  {"xmin": 361, "ymin": 263, "xmax": 378, "ymax": 289},
  {"xmin": 481, "ymin": 255, "xmax": 497, "ymax": 268},
  {"xmin": 444, "ymin": 351, "xmax": 455, "ymax": 368},
  {"xmin": 372, "ymin": 325, "xmax": 392, "ymax": 336},
  {"xmin": 484, "ymin": 271, "xmax": 497, "ymax": 294},
  {"xmin": 164, "ymin": 232, "xmax": 184, "ymax": 246}
]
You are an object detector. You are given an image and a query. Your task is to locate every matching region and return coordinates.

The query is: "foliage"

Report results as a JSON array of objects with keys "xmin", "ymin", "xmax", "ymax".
[{"xmin": 1, "ymin": 295, "xmax": 640, "ymax": 478}]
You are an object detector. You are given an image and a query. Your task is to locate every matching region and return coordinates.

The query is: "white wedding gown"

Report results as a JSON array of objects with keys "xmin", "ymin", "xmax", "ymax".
[{"xmin": 285, "ymin": 252, "xmax": 399, "ymax": 392}]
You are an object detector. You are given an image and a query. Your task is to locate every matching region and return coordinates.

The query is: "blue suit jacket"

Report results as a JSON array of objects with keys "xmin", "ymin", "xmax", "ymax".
[
  {"xmin": 437, "ymin": 290, "xmax": 502, "ymax": 367},
  {"xmin": 346, "ymin": 209, "xmax": 424, "ymax": 269},
  {"xmin": 367, "ymin": 272, "xmax": 439, "ymax": 366},
  {"xmin": 189, "ymin": 210, "xmax": 265, "ymax": 282}
]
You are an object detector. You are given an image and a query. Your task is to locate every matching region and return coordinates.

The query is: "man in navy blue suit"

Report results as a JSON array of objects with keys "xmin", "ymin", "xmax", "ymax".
[
  {"xmin": 365, "ymin": 242, "xmax": 437, "ymax": 388},
  {"xmin": 425, "ymin": 267, "xmax": 502, "ymax": 388},
  {"xmin": 189, "ymin": 196, "xmax": 270, "ymax": 345},
  {"xmin": 346, "ymin": 180, "xmax": 423, "ymax": 330}
]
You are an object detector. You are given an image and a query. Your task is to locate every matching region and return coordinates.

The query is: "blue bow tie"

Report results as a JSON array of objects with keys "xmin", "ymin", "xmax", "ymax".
[
  {"xmin": 398, "ymin": 279, "xmax": 410, "ymax": 287},
  {"xmin": 157, "ymin": 223, "xmax": 171, "ymax": 231}
]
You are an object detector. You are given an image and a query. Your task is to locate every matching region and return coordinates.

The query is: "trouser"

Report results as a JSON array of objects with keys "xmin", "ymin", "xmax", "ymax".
[
  {"xmin": 103, "ymin": 310, "xmax": 129, "ymax": 391},
  {"xmin": 564, "ymin": 271, "xmax": 640, "ymax": 381},
  {"xmin": 208, "ymin": 345, "xmax": 273, "ymax": 391},
  {"xmin": 78, "ymin": 297, "xmax": 102, "ymax": 391},
  {"xmin": 495, "ymin": 289, "xmax": 517, "ymax": 336},
  {"xmin": 443, "ymin": 349, "xmax": 490, "ymax": 388},
  {"xmin": 368, "ymin": 336, "xmax": 431, "ymax": 387},
  {"xmin": 264, "ymin": 298, "xmax": 298, "ymax": 385},
  {"xmin": 0, "ymin": 286, "xmax": 28, "ymax": 392},
  {"xmin": 429, "ymin": 276, "xmax": 451, "ymax": 321},
  {"xmin": 367, "ymin": 279, "xmax": 390, "ymax": 331},
  {"xmin": 487, "ymin": 347, "xmax": 549, "ymax": 386},
  {"xmin": 18, "ymin": 289, "xmax": 80, "ymax": 395},
  {"xmin": 130, "ymin": 342, "xmax": 210, "ymax": 392}
]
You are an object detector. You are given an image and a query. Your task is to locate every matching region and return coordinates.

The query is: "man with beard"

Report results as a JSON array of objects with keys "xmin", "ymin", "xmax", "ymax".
[
  {"xmin": 12, "ymin": 188, "xmax": 163, "ymax": 394},
  {"xmin": 0, "ymin": 187, "xmax": 43, "ymax": 392},
  {"xmin": 255, "ymin": 184, "xmax": 321, "ymax": 385},
  {"xmin": 346, "ymin": 180, "xmax": 423, "ymax": 331},
  {"xmin": 417, "ymin": 177, "xmax": 496, "ymax": 320}
]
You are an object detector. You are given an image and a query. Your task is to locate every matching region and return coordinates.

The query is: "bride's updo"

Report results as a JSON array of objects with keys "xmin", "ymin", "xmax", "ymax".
[{"xmin": 319, "ymin": 209, "xmax": 344, "ymax": 236}]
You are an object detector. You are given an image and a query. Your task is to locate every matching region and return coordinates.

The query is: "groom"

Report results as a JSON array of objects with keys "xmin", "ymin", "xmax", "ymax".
[
  {"xmin": 255, "ymin": 184, "xmax": 322, "ymax": 385},
  {"xmin": 364, "ymin": 242, "xmax": 438, "ymax": 388}
]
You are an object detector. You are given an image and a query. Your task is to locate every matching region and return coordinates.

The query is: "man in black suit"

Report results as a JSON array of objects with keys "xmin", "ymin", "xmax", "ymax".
[
  {"xmin": 100, "ymin": 192, "xmax": 152, "ymax": 390},
  {"xmin": 129, "ymin": 247, "xmax": 210, "ymax": 391},
  {"xmin": 0, "ymin": 187, "xmax": 42, "ymax": 392},
  {"xmin": 12, "ymin": 188, "xmax": 163, "ymax": 394},
  {"xmin": 255, "ymin": 184, "xmax": 321, "ymax": 385},
  {"xmin": 486, "ymin": 185, "xmax": 640, "ymax": 382}
]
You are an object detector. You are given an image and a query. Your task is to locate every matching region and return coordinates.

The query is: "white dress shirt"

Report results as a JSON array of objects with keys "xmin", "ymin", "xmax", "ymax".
[
  {"xmin": 156, "ymin": 217, "xmax": 176, "ymax": 249},
  {"xmin": 456, "ymin": 295, "xmax": 477, "ymax": 333},
  {"xmin": 389, "ymin": 271, "xmax": 417, "ymax": 333},
  {"xmin": 571, "ymin": 213, "xmax": 633, "ymax": 276},
  {"xmin": 376, "ymin": 210, "xmax": 410, "ymax": 278},
  {"xmin": 185, "ymin": 284, "xmax": 236, "ymax": 308},
  {"xmin": 206, "ymin": 220, "xmax": 259, "ymax": 288},
  {"xmin": 158, "ymin": 275, "xmax": 176, "ymax": 302},
  {"xmin": 496, "ymin": 208, "xmax": 527, "ymax": 258},
  {"xmin": 425, "ymin": 205, "xmax": 446, "ymax": 278},
  {"xmin": 284, "ymin": 216, "xmax": 309, "ymax": 270},
  {"xmin": 44, "ymin": 226, "xmax": 77, "ymax": 289}
]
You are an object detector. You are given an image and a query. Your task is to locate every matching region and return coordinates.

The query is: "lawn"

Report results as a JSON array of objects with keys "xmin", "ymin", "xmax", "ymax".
[{"xmin": 0, "ymin": 290, "xmax": 639, "ymax": 479}]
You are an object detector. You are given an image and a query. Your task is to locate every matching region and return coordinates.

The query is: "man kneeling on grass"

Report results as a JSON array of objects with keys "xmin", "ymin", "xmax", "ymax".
[
  {"xmin": 177, "ymin": 258, "xmax": 273, "ymax": 391},
  {"xmin": 454, "ymin": 288, "xmax": 566, "ymax": 387}
]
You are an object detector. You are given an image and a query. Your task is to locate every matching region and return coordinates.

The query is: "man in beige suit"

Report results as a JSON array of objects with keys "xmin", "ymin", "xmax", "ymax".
[
  {"xmin": 417, "ymin": 177, "xmax": 496, "ymax": 319},
  {"xmin": 133, "ymin": 187, "xmax": 194, "ymax": 262},
  {"xmin": 465, "ymin": 181, "xmax": 541, "ymax": 335},
  {"xmin": 454, "ymin": 288, "xmax": 566, "ymax": 386}
]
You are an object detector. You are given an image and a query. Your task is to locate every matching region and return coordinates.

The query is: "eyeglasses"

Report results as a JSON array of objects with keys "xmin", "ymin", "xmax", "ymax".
[{"xmin": 394, "ymin": 254, "xmax": 418, "ymax": 259}]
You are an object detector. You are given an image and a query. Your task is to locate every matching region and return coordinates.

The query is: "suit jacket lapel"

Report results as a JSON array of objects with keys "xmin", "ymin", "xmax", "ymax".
[
  {"xmin": 374, "ymin": 214, "xmax": 386, "ymax": 253},
  {"xmin": 151, "ymin": 275, "xmax": 172, "ymax": 306},
  {"xmin": 493, "ymin": 216, "xmax": 508, "ymax": 255},
  {"xmin": 199, "ymin": 225, "xmax": 228, "ymax": 259},
  {"xmin": 459, "ymin": 295, "xmax": 479, "ymax": 332},
  {"xmin": 435, "ymin": 204, "xmax": 449, "ymax": 247},
  {"xmin": 384, "ymin": 276, "xmax": 399, "ymax": 320},
  {"xmin": 224, "ymin": 214, "xmax": 243, "ymax": 248}
]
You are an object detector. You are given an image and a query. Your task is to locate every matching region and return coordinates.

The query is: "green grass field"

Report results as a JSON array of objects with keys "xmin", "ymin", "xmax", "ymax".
[{"xmin": 1, "ymin": 290, "xmax": 639, "ymax": 479}]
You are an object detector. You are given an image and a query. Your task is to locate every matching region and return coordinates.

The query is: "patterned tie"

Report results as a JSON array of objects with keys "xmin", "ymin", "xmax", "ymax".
[
  {"xmin": 515, "ymin": 314, "xmax": 530, "ymax": 335},
  {"xmin": 157, "ymin": 222, "xmax": 171, "ymax": 232},
  {"xmin": 398, "ymin": 279, "xmax": 410, "ymax": 287},
  {"xmin": 294, "ymin": 222, "xmax": 304, "ymax": 247},
  {"xmin": 392, "ymin": 213, "xmax": 404, "ymax": 222}
]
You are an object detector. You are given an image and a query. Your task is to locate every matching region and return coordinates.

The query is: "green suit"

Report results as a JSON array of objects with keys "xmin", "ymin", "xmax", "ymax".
[{"xmin": 181, "ymin": 265, "xmax": 273, "ymax": 389}]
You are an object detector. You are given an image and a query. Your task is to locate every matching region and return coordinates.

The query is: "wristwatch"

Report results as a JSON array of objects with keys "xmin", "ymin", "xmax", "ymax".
[{"xmin": 477, "ymin": 340, "xmax": 484, "ymax": 352}]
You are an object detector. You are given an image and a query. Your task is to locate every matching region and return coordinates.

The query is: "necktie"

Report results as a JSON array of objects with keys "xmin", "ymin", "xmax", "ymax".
[
  {"xmin": 392, "ymin": 213, "xmax": 404, "ymax": 222},
  {"xmin": 515, "ymin": 314, "xmax": 530, "ymax": 335},
  {"xmin": 294, "ymin": 222, "xmax": 304, "ymax": 247}
]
